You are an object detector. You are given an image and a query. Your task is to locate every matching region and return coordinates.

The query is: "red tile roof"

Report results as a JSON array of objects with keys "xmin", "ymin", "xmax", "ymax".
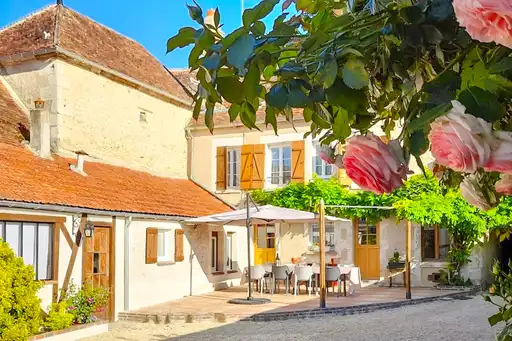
[
  {"xmin": 0, "ymin": 5, "xmax": 192, "ymax": 103},
  {"xmin": 0, "ymin": 81, "xmax": 231, "ymax": 217}
]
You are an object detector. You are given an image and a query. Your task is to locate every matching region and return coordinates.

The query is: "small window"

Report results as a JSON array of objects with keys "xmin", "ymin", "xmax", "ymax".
[
  {"xmin": 227, "ymin": 148, "xmax": 241, "ymax": 189},
  {"xmin": 270, "ymin": 145, "xmax": 292, "ymax": 186},
  {"xmin": 157, "ymin": 230, "xmax": 174, "ymax": 262},
  {"xmin": 422, "ymin": 225, "xmax": 449, "ymax": 260},
  {"xmin": 312, "ymin": 142, "xmax": 335, "ymax": 179},
  {"xmin": 357, "ymin": 219, "xmax": 378, "ymax": 246},
  {"xmin": 211, "ymin": 231, "xmax": 219, "ymax": 272},
  {"xmin": 309, "ymin": 222, "xmax": 335, "ymax": 251},
  {"xmin": 139, "ymin": 111, "xmax": 148, "ymax": 123}
]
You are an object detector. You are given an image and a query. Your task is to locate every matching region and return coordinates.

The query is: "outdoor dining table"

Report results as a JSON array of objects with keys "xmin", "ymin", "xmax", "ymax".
[{"xmin": 311, "ymin": 265, "xmax": 362, "ymax": 297}]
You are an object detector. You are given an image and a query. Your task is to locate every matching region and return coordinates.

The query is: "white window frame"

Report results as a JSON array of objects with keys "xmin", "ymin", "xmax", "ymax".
[
  {"xmin": 157, "ymin": 229, "xmax": 174, "ymax": 262},
  {"xmin": 266, "ymin": 143, "xmax": 292, "ymax": 188},
  {"xmin": 226, "ymin": 233, "xmax": 235, "ymax": 271},
  {"xmin": 309, "ymin": 222, "xmax": 336, "ymax": 251},
  {"xmin": 311, "ymin": 141, "xmax": 335, "ymax": 180},
  {"xmin": 226, "ymin": 147, "xmax": 241, "ymax": 190},
  {"xmin": 211, "ymin": 233, "xmax": 218, "ymax": 272}
]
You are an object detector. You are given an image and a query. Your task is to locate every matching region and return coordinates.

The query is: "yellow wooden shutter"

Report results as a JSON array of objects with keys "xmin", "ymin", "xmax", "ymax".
[
  {"xmin": 145, "ymin": 228, "xmax": 158, "ymax": 264},
  {"xmin": 252, "ymin": 144, "xmax": 265, "ymax": 189},
  {"xmin": 338, "ymin": 168, "xmax": 352, "ymax": 186},
  {"xmin": 291, "ymin": 141, "xmax": 305, "ymax": 183},
  {"xmin": 216, "ymin": 147, "xmax": 227, "ymax": 191},
  {"xmin": 175, "ymin": 229, "xmax": 185, "ymax": 262},
  {"xmin": 240, "ymin": 145, "xmax": 253, "ymax": 190}
]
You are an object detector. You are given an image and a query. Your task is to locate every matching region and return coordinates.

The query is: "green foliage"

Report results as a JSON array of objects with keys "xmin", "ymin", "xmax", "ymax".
[
  {"xmin": 43, "ymin": 301, "xmax": 74, "ymax": 332},
  {"xmin": 484, "ymin": 261, "xmax": 512, "ymax": 341},
  {"xmin": 0, "ymin": 239, "xmax": 43, "ymax": 341},
  {"xmin": 63, "ymin": 283, "xmax": 109, "ymax": 325}
]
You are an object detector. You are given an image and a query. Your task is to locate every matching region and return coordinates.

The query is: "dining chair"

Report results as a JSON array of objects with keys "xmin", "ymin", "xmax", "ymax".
[
  {"xmin": 250, "ymin": 265, "xmax": 266, "ymax": 294},
  {"xmin": 271, "ymin": 265, "xmax": 290, "ymax": 295},
  {"xmin": 294, "ymin": 265, "xmax": 314, "ymax": 296},
  {"xmin": 325, "ymin": 266, "xmax": 342, "ymax": 298}
]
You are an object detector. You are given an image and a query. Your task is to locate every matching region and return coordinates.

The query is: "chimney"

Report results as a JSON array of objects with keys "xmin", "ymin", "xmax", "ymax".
[
  {"xmin": 29, "ymin": 99, "xmax": 52, "ymax": 159},
  {"xmin": 69, "ymin": 151, "xmax": 88, "ymax": 176}
]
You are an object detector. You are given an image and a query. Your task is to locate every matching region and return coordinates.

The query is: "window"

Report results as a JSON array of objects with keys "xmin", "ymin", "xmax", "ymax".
[
  {"xmin": 157, "ymin": 230, "xmax": 174, "ymax": 262},
  {"xmin": 422, "ymin": 225, "xmax": 449, "ymax": 260},
  {"xmin": 211, "ymin": 232, "xmax": 219, "ymax": 272},
  {"xmin": 357, "ymin": 219, "xmax": 378, "ymax": 245},
  {"xmin": 256, "ymin": 225, "xmax": 276, "ymax": 248},
  {"xmin": 0, "ymin": 221, "xmax": 53, "ymax": 280},
  {"xmin": 312, "ymin": 142, "xmax": 334, "ymax": 179},
  {"xmin": 226, "ymin": 233, "xmax": 235, "ymax": 271},
  {"xmin": 309, "ymin": 222, "xmax": 335, "ymax": 251},
  {"xmin": 270, "ymin": 145, "xmax": 292, "ymax": 186},
  {"xmin": 227, "ymin": 148, "xmax": 241, "ymax": 189},
  {"xmin": 139, "ymin": 111, "xmax": 147, "ymax": 123}
]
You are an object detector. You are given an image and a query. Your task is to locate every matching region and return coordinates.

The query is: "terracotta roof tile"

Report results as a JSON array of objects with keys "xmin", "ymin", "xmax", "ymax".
[
  {"xmin": 0, "ymin": 79, "xmax": 231, "ymax": 217},
  {"xmin": 0, "ymin": 5, "xmax": 192, "ymax": 103}
]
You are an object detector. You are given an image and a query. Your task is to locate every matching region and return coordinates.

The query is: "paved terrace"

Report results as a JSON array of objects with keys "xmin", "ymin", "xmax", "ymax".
[{"xmin": 119, "ymin": 284, "xmax": 468, "ymax": 323}]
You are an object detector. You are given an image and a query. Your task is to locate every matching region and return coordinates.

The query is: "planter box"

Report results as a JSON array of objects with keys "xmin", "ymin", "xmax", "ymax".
[
  {"xmin": 387, "ymin": 262, "xmax": 406, "ymax": 270},
  {"xmin": 28, "ymin": 321, "xmax": 108, "ymax": 341}
]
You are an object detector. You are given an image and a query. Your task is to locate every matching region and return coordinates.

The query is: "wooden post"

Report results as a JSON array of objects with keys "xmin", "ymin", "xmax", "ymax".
[
  {"xmin": 405, "ymin": 220, "xmax": 412, "ymax": 299},
  {"xmin": 319, "ymin": 199, "xmax": 326, "ymax": 308}
]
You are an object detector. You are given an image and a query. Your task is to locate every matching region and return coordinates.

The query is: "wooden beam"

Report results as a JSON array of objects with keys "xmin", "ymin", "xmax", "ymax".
[
  {"xmin": 0, "ymin": 213, "xmax": 65, "ymax": 223},
  {"xmin": 319, "ymin": 199, "xmax": 326, "ymax": 308},
  {"xmin": 60, "ymin": 213, "xmax": 87, "ymax": 298},
  {"xmin": 52, "ymin": 222, "xmax": 61, "ymax": 303},
  {"xmin": 108, "ymin": 217, "xmax": 116, "ymax": 322},
  {"xmin": 405, "ymin": 220, "xmax": 412, "ymax": 300},
  {"xmin": 434, "ymin": 225, "xmax": 440, "ymax": 260},
  {"xmin": 60, "ymin": 223, "xmax": 73, "ymax": 249}
]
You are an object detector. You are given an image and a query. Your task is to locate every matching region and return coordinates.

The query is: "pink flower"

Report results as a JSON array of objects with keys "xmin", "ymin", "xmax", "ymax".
[
  {"xmin": 496, "ymin": 173, "xmax": 512, "ymax": 195},
  {"xmin": 485, "ymin": 131, "xmax": 512, "ymax": 174},
  {"xmin": 429, "ymin": 101, "xmax": 494, "ymax": 173},
  {"xmin": 316, "ymin": 144, "xmax": 336, "ymax": 164},
  {"xmin": 343, "ymin": 133, "xmax": 408, "ymax": 194},
  {"xmin": 453, "ymin": 0, "xmax": 512, "ymax": 49},
  {"xmin": 460, "ymin": 174, "xmax": 492, "ymax": 211}
]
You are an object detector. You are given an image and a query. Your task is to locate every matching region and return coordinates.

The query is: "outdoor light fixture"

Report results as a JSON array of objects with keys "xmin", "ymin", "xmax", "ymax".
[
  {"xmin": 84, "ymin": 221, "xmax": 95, "ymax": 238},
  {"xmin": 34, "ymin": 98, "xmax": 45, "ymax": 109}
]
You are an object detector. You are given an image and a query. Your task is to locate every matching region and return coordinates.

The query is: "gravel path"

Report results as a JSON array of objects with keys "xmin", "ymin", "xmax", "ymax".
[{"xmin": 82, "ymin": 295, "xmax": 499, "ymax": 341}]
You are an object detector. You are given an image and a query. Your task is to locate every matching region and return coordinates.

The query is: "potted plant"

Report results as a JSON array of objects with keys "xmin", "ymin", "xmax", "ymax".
[{"xmin": 388, "ymin": 250, "xmax": 406, "ymax": 270}]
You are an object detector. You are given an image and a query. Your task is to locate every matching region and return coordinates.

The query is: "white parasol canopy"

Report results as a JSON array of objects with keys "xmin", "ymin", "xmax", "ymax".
[{"xmin": 184, "ymin": 205, "xmax": 348, "ymax": 226}]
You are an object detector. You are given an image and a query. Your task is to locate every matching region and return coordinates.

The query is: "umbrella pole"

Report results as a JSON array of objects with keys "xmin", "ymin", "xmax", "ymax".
[
  {"xmin": 246, "ymin": 192, "xmax": 253, "ymax": 300},
  {"xmin": 319, "ymin": 199, "xmax": 326, "ymax": 308}
]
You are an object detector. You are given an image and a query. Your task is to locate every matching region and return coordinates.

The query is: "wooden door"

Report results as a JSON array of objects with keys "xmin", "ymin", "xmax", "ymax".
[
  {"xmin": 253, "ymin": 224, "xmax": 276, "ymax": 265},
  {"xmin": 83, "ymin": 226, "xmax": 111, "ymax": 321},
  {"xmin": 354, "ymin": 219, "xmax": 380, "ymax": 279}
]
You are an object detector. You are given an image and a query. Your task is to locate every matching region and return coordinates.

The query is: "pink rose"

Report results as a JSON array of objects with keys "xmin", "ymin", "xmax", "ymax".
[
  {"xmin": 496, "ymin": 173, "xmax": 512, "ymax": 195},
  {"xmin": 453, "ymin": 0, "xmax": 512, "ymax": 48},
  {"xmin": 485, "ymin": 131, "xmax": 512, "ymax": 174},
  {"xmin": 316, "ymin": 144, "xmax": 336, "ymax": 164},
  {"xmin": 343, "ymin": 133, "xmax": 408, "ymax": 194},
  {"xmin": 460, "ymin": 174, "xmax": 492, "ymax": 211},
  {"xmin": 429, "ymin": 100, "xmax": 494, "ymax": 173}
]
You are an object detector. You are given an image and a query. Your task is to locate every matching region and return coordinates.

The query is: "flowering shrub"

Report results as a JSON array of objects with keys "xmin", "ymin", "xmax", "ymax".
[
  {"xmin": 484, "ymin": 261, "xmax": 512, "ymax": 341},
  {"xmin": 43, "ymin": 301, "xmax": 74, "ymax": 331},
  {"xmin": 62, "ymin": 283, "xmax": 109, "ymax": 324}
]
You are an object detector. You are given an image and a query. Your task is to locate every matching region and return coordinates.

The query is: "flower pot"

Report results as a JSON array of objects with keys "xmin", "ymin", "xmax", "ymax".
[{"xmin": 388, "ymin": 262, "xmax": 406, "ymax": 270}]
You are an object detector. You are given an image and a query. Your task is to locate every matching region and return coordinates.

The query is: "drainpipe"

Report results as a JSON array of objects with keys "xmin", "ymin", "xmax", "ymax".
[{"xmin": 123, "ymin": 216, "xmax": 133, "ymax": 311}]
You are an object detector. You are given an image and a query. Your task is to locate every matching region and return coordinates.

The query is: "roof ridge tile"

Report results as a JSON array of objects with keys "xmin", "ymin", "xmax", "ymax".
[{"xmin": 0, "ymin": 4, "xmax": 56, "ymax": 35}]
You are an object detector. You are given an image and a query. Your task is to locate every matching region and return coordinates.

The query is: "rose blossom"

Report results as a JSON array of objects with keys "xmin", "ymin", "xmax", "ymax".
[
  {"xmin": 429, "ymin": 100, "xmax": 494, "ymax": 173},
  {"xmin": 460, "ymin": 174, "xmax": 492, "ymax": 211},
  {"xmin": 496, "ymin": 173, "xmax": 512, "ymax": 195},
  {"xmin": 485, "ymin": 131, "xmax": 512, "ymax": 174},
  {"xmin": 343, "ymin": 133, "xmax": 408, "ymax": 194},
  {"xmin": 315, "ymin": 144, "xmax": 336, "ymax": 164},
  {"xmin": 453, "ymin": 0, "xmax": 512, "ymax": 49}
]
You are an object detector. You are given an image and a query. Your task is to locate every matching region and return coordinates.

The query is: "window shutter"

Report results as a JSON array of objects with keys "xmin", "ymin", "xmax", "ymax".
[
  {"xmin": 291, "ymin": 141, "xmax": 305, "ymax": 183},
  {"xmin": 240, "ymin": 145, "xmax": 253, "ymax": 190},
  {"xmin": 338, "ymin": 168, "xmax": 352, "ymax": 186},
  {"xmin": 216, "ymin": 147, "xmax": 227, "ymax": 190},
  {"xmin": 145, "ymin": 228, "xmax": 158, "ymax": 264},
  {"xmin": 252, "ymin": 144, "xmax": 265, "ymax": 189},
  {"xmin": 175, "ymin": 229, "xmax": 185, "ymax": 262}
]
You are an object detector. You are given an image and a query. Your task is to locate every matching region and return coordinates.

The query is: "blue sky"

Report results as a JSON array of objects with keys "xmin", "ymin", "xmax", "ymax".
[{"xmin": 1, "ymin": 0, "xmax": 285, "ymax": 69}]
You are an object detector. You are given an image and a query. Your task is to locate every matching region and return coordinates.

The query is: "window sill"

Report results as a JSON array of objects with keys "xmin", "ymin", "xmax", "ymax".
[
  {"xmin": 421, "ymin": 260, "xmax": 448, "ymax": 268},
  {"xmin": 157, "ymin": 261, "xmax": 176, "ymax": 266},
  {"xmin": 215, "ymin": 189, "xmax": 241, "ymax": 194},
  {"xmin": 227, "ymin": 270, "xmax": 238, "ymax": 274},
  {"xmin": 42, "ymin": 280, "xmax": 58, "ymax": 285},
  {"xmin": 211, "ymin": 271, "xmax": 225, "ymax": 276}
]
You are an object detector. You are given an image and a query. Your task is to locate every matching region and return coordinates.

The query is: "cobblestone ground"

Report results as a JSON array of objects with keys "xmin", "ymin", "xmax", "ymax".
[{"xmin": 83, "ymin": 295, "xmax": 499, "ymax": 341}]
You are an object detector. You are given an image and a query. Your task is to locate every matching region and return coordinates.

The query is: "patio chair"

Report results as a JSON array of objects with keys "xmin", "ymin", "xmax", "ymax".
[
  {"xmin": 311, "ymin": 263, "xmax": 320, "ymax": 294},
  {"xmin": 293, "ymin": 265, "xmax": 313, "ymax": 296},
  {"xmin": 271, "ymin": 265, "xmax": 290, "ymax": 295},
  {"xmin": 325, "ymin": 266, "xmax": 342, "ymax": 298},
  {"xmin": 250, "ymin": 265, "xmax": 266, "ymax": 294}
]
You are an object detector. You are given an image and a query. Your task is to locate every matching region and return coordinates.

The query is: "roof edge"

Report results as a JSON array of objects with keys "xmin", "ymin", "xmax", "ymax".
[
  {"xmin": 0, "ymin": 5, "xmax": 56, "ymax": 35},
  {"xmin": 188, "ymin": 178, "xmax": 236, "ymax": 211}
]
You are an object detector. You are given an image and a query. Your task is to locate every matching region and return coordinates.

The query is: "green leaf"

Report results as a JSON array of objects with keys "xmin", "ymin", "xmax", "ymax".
[
  {"xmin": 203, "ymin": 54, "xmax": 221, "ymax": 70},
  {"xmin": 244, "ymin": 63, "xmax": 261, "ymax": 101},
  {"xmin": 458, "ymin": 87, "xmax": 506, "ymax": 123},
  {"xmin": 414, "ymin": 155, "xmax": 427, "ymax": 177},
  {"xmin": 265, "ymin": 106, "xmax": 278, "ymax": 134},
  {"xmin": 342, "ymin": 59, "xmax": 369, "ymax": 90},
  {"xmin": 427, "ymin": 0, "xmax": 454, "ymax": 22},
  {"xmin": 217, "ymin": 76, "xmax": 244, "ymax": 103},
  {"xmin": 489, "ymin": 312, "xmax": 503, "ymax": 327},
  {"xmin": 204, "ymin": 101, "xmax": 214, "ymax": 133},
  {"xmin": 313, "ymin": 105, "xmax": 331, "ymax": 129},
  {"xmin": 296, "ymin": 0, "xmax": 314, "ymax": 11},
  {"xmin": 490, "ymin": 57, "xmax": 512, "ymax": 74},
  {"xmin": 409, "ymin": 131, "xmax": 429, "ymax": 156},
  {"xmin": 320, "ymin": 58, "xmax": 338, "ymax": 89},
  {"xmin": 251, "ymin": 21, "xmax": 266, "ymax": 36},
  {"xmin": 326, "ymin": 80, "xmax": 367, "ymax": 113},
  {"xmin": 422, "ymin": 25, "xmax": 443, "ymax": 45},
  {"xmin": 187, "ymin": 3, "xmax": 204, "ymax": 25},
  {"xmin": 221, "ymin": 28, "xmax": 247, "ymax": 51},
  {"xmin": 303, "ymin": 106, "xmax": 314, "ymax": 122},
  {"xmin": 189, "ymin": 45, "xmax": 203, "ymax": 69},
  {"xmin": 277, "ymin": 62, "xmax": 306, "ymax": 78},
  {"xmin": 482, "ymin": 295, "xmax": 492, "ymax": 303},
  {"xmin": 333, "ymin": 107, "xmax": 351, "ymax": 141},
  {"xmin": 407, "ymin": 103, "xmax": 452, "ymax": 132},
  {"xmin": 266, "ymin": 84, "xmax": 288, "ymax": 110},
  {"xmin": 227, "ymin": 34, "xmax": 256, "ymax": 71},
  {"xmin": 287, "ymin": 85, "xmax": 310, "ymax": 108},
  {"xmin": 214, "ymin": 7, "xmax": 220, "ymax": 27},
  {"xmin": 263, "ymin": 64, "xmax": 276, "ymax": 80},
  {"xmin": 240, "ymin": 101, "xmax": 257, "ymax": 129},
  {"xmin": 243, "ymin": 0, "xmax": 279, "ymax": 27},
  {"xmin": 167, "ymin": 27, "xmax": 196, "ymax": 53},
  {"xmin": 192, "ymin": 97, "xmax": 203, "ymax": 120},
  {"xmin": 228, "ymin": 103, "xmax": 241, "ymax": 122},
  {"xmin": 197, "ymin": 67, "xmax": 221, "ymax": 102}
]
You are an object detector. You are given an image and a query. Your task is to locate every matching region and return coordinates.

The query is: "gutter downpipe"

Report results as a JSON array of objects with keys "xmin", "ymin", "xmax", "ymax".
[{"xmin": 123, "ymin": 216, "xmax": 133, "ymax": 312}]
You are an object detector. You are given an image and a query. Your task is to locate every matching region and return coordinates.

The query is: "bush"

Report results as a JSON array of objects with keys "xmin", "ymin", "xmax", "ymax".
[
  {"xmin": 63, "ymin": 283, "xmax": 109, "ymax": 324},
  {"xmin": 0, "ymin": 239, "xmax": 43, "ymax": 341},
  {"xmin": 43, "ymin": 301, "xmax": 74, "ymax": 331}
]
